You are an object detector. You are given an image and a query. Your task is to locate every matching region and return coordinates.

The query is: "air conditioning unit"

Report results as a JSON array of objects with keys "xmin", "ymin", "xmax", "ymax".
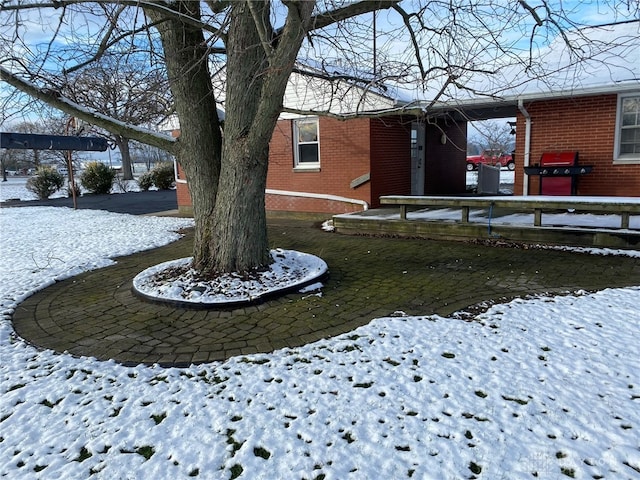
[{"xmin": 477, "ymin": 163, "xmax": 500, "ymax": 195}]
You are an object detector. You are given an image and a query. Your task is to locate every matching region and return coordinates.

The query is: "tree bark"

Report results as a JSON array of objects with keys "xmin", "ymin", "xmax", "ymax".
[
  {"xmin": 205, "ymin": 1, "xmax": 315, "ymax": 274},
  {"xmin": 113, "ymin": 135, "xmax": 134, "ymax": 180},
  {"xmin": 145, "ymin": 2, "xmax": 223, "ymax": 272}
]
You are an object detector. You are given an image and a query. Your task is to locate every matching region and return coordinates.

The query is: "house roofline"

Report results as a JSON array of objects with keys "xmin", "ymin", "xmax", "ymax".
[{"xmin": 423, "ymin": 81, "xmax": 640, "ymax": 121}]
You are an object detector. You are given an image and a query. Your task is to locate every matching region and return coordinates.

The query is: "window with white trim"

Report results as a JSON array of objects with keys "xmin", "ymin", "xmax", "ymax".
[
  {"xmin": 615, "ymin": 94, "xmax": 640, "ymax": 163},
  {"xmin": 293, "ymin": 117, "xmax": 320, "ymax": 168}
]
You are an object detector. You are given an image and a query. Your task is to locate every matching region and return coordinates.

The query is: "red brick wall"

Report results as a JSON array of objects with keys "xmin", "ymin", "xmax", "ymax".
[
  {"xmin": 177, "ymin": 115, "xmax": 415, "ymax": 213},
  {"xmin": 265, "ymin": 193, "xmax": 365, "ymax": 214},
  {"xmin": 266, "ymin": 116, "xmax": 372, "ymax": 213},
  {"xmin": 369, "ymin": 117, "xmax": 412, "ymax": 207},
  {"xmin": 424, "ymin": 120, "xmax": 467, "ymax": 194},
  {"xmin": 514, "ymin": 94, "xmax": 640, "ymax": 196},
  {"xmin": 175, "ymin": 163, "xmax": 192, "ymax": 208}
]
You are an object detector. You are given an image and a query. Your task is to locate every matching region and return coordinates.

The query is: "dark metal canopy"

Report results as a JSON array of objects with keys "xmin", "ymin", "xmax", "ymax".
[{"xmin": 0, "ymin": 132, "xmax": 108, "ymax": 151}]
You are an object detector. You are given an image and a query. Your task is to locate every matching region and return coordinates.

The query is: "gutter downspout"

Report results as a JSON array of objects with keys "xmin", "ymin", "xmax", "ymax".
[{"xmin": 518, "ymin": 99, "xmax": 532, "ymax": 196}]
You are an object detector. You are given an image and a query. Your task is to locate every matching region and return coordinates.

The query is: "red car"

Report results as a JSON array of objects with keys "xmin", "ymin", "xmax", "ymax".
[{"xmin": 466, "ymin": 150, "xmax": 515, "ymax": 171}]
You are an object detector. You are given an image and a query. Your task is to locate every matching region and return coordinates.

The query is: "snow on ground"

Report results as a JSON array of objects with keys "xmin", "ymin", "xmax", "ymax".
[{"xmin": 1, "ymin": 207, "xmax": 640, "ymax": 479}]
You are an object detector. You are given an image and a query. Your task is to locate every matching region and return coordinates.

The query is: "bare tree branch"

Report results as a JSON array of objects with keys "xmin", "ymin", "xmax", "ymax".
[
  {"xmin": 63, "ymin": 4, "xmax": 126, "ymax": 74},
  {"xmin": 308, "ymin": 0, "xmax": 400, "ymax": 32},
  {"xmin": 1, "ymin": 0, "xmax": 225, "ymax": 36},
  {"xmin": 247, "ymin": 0, "xmax": 275, "ymax": 57},
  {"xmin": 0, "ymin": 66, "xmax": 176, "ymax": 152},
  {"xmin": 518, "ymin": 0, "xmax": 544, "ymax": 26}
]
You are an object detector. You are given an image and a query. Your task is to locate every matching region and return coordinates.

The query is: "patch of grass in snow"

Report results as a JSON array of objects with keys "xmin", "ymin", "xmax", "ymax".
[
  {"xmin": 353, "ymin": 381, "xmax": 374, "ymax": 388},
  {"xmin": 151, "ymin": 412, "xmax": 167, "ymax": 425},
  {"xmin": 560, "ymin": 466, "xmax": 575, "ymax": 477},
  {"xmin": 239, "ymin": 357, "xmax": 270, "ymax": 365},
  {"xmin": 469, "ymin": 461, "xmax": 482, "ymax": 475},
  {"xmin": 109, "ymin": 406, "xmax": 122, "ymax": 417},
  {"xmin": 441, "ymin": 352, "xmax": 455, "ymax": 359},
  {"xmin": 341, "ymin": 431, "xmax": 356, "ymax": 444},
  {"xmin": 501, "ymin": 395, "xmax": 529, "ymax": 405},
  {"xmin": 135, "ymin": 446, "xmax": 155, "ymax": 461},
  {"xmin": 34, "ymin": 465, "xmax": 46, "ymax": 472},
  {"xmin": 475, "ymin": 390, "xmax": 488, "ymax": 398},
  {"xmin": 339, "ymin": 344, "xmax": 362, "ymax": 353},
  {"xmin": 119, "ymin": 445, "xmax": 155, "ymax": 461},
  {"xmin": 229, "ymin": 463, "xmax": 243, "ymax": 479},
  {"xmin": 188, "ymin": 468, "xmax": 199, "ymax": 476},
  {"xmin": 7, "ymin": 383, "xmax": 25, "ymax": 392},
  {"xmin": 39, "ymin": 398, "xmax": 62, "ymax": 408},
  {"xmin": 74, "ymin": 446, "xmax": 92, "ymax": 463},
  {"xmin": 225, "ymin": 429, "xmax": 244, "ymax": 456},
  {"xmin": 206, "ymin": 375, "xmax": 229, "ymax": 385},
  {"xmin": 383, "ymin": 357, "xmax": 400, "ymax": 366},
  {"xmin": 253, "ymin": 446, "xmax": 271, "ymax": 459},
  {"xmin": 292, "ymin": 357, "xmax": 312, "ymax": 364}
]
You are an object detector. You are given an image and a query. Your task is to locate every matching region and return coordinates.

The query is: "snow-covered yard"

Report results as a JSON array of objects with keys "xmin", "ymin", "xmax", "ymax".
[{"xmin": 1, "ymin": 204, "xmax": 639, "ymax": 479}]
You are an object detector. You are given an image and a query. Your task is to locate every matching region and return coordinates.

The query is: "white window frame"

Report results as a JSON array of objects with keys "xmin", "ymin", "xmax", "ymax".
[
  {"xmin": 293, "ymin": 117, "xmax": 320, "ymax": 170},
  {"xmin": 613, "ymin": 92, "xmax": 640, "ymax": 164}
]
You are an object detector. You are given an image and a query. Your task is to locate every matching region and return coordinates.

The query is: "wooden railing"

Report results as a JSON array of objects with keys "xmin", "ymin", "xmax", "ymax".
[{"xmin": 379, "ymin": 195, "xmax": 640, "ymax": 230}]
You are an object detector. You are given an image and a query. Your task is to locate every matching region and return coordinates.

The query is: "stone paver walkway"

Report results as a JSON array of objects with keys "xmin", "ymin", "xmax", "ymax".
[{"xmin": 12, "ymin": 218, "xmax": 640, "ymax": 366}]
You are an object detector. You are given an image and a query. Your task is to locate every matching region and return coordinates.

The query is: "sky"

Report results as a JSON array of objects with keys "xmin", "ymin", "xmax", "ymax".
[
  {"xmin": 2, "ymin": 0, "xmax": 638, "ymax": 130},
  {"xmin": 1, "ymin": 191, "xmax": 639, "ymax": 478}
]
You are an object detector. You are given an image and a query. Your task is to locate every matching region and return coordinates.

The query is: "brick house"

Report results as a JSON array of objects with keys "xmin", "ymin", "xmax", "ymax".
[
  {"xmin": 430, "ymin": 20, "xmax": 640, "ymax": 198},
  {"xmin": 176, "ymin": 21, "xmax": 639, "ymax": 213},
  {"xmin": 512, "ymin": 91, "xmax": 640, "ymax": 197},
  {"xmin": 174, "ymin": 68, "xmax": 468, "ymax": 215}
]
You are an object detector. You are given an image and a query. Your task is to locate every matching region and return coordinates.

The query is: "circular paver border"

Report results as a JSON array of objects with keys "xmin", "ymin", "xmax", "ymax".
[{"xmin": 131, "ymin": 250, "xmax": 329, "ymax": 309}]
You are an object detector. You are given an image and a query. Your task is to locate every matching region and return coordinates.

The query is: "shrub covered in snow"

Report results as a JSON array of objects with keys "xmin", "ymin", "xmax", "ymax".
[
  {"xmin": 25, "ymin": 165, "xmax": 64, "ymax": 199},
  {"xmin": 80, "ymin": 161, "xmax": 116, "ymax": 194}
]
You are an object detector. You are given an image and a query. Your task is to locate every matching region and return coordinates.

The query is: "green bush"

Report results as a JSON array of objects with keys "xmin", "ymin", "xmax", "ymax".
[
  {"xmin": 26, "ymin": 166, "xmax": 64, "ymax": 199},
  {"xmin": 80, "ymin": 161, "xmax": 116, "ymax": 194},
  {"xmin": 150, "ymin": 162, "xmax": 175, "ymax": 190},
  {"xmin": 137, "ymin": 171, "xmax": 154, "ymax": 191}
]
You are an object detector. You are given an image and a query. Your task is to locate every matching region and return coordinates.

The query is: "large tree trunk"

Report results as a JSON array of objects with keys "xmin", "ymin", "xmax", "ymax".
[
  {"xmin": 113, "ymin": 135, "xmax": 133, "ymax": 180},
  {"xmin": 206, "ymin": 1, "xmax": 315, "ymax": 274},
  {"xmin": 149, "ymin": 0, "xmax": 314, "ymax": 276},
  {"xmin": 145, "ymin": 2, "xmax": 223, "ymax": 272},
  {"xmin": 206, "ymin": 2, "xmax": 272, "ymax": 274}
]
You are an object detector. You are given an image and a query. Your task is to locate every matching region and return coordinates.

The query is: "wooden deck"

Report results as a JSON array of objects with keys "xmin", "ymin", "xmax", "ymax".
[{"xmin": 333, "ymin": 196, "xmax": 640, "ymax": 249}]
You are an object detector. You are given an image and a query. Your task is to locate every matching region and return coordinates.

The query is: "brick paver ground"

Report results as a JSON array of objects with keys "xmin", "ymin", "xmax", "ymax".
[{"xmin": 12, "ymin": 218, "xmax": 640, "ymax": 366}]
